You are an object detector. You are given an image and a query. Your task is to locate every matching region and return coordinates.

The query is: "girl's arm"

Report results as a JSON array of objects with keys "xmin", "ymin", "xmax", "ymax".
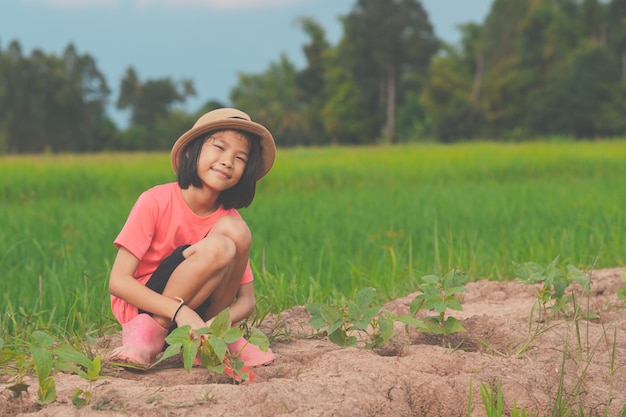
[{"xmin": 109, "ymin": 247, "xmax": 206, "ymax": 330}]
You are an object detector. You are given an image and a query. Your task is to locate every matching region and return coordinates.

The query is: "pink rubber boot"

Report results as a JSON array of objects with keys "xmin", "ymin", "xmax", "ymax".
[
  {"xmin": 228, "ymin": 337, "xmax": 275, "ymax": 367},
  {"xmin": 108, "ymin": 314, "xmax": 168, "ymax": 366}
]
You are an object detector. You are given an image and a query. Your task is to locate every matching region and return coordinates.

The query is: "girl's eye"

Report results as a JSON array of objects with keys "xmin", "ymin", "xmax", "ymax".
[
  {"xmin": 236, "ymin": 156, "xmax": 247, "ymax": 163},
  {"xmin": 214, "ymin": 144, "xmax": 224, "ymax": 151}
]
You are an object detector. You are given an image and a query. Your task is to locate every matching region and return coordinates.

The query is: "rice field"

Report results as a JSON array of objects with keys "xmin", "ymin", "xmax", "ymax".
[{"xmin": 1, "ymin": 141, "xmax": 625, "ymax": 340}]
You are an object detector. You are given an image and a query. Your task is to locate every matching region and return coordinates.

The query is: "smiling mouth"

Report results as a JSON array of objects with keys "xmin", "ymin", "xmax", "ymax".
[{"xmin": 212, "ymin": 167, "xmax": 231, "ymax": 179}]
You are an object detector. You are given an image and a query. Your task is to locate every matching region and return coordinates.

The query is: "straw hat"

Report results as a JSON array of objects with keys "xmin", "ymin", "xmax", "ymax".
[{"xmin": 170, "ymin": 108, "xmax": 276, "ymax": 179}]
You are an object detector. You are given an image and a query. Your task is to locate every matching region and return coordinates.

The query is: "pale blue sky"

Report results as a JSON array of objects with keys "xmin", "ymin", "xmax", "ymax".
[{"xmin": 1, "ymin": 0, "xmax": 493, "ymax": 124}]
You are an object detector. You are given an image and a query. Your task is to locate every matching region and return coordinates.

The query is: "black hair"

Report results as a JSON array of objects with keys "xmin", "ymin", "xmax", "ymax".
[{"xmin": 176, "ymin": 129, "xmax": 262, "ymax": 209}]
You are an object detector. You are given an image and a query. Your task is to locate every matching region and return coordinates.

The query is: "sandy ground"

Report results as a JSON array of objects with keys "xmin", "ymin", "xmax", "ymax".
[{"xmin": 2, "ymin": 267, "xmax": 625, "ymax": 417}]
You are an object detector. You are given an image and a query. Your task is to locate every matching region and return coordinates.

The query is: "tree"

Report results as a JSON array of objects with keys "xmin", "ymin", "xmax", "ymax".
[
  {"xmin": 55, "ymin": 44, "xmax": 112, "ymax": 151},
  {"xmin": 608, "ymin": 0, "xmax": 626, "ymax": 80},
  {"xmin": 0, "ymin": 41, "xmax": 111, "ymax": 153},
  {"xmin": 480, "ymin": 0, "xmax": 529, "ymax": 70},
  {"xmin": 231, "ymin": 54, "xmax": 305, "ymax": 147},
  {"xmin": 418, "ymin": 23, "xmax": 487, "ymax": 142},
  {"xmin": 337, "ymin": 0, "xmax": 439, "ymax": 142},
  {"xmin": 116, "ymin": 67, "xmax": 196, "ymax": 135},
  {"xmin": 294, "ymin": 17, "xmax": 332, "ymax": 146}
]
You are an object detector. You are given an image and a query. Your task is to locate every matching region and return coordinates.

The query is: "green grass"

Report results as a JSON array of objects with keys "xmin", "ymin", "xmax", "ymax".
[{"xmin": 1, "ymin": 141, "xmax": 625, "ymax": 341}]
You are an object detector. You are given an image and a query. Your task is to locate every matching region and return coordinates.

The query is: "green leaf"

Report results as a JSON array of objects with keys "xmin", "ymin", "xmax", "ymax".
[
  {"xmin": 568, "ymin": 265, "xmax": 590, "ymax": 291},
  {"xmin": 447, "ymin": 285, "xmax": 468, "ymax": 296},
  {"xmin": 165, "ymin": 326, "xmax": 193, "ymax": 345},
  {"xmin": 433, "ymin": 301, "xmax": 447, "ymax": 313},
  {"xmin": 442, "ymin": 317, "xmax": 466, "ymax": 336},
  {"xmin": 320, "ymin": 304, "xmax": 342, "ymax": 325},
  {"xmin": 32, "ymin": 331, "xmax": 55, "ymax": 348},
  {"xmin": 309, "ymin": 316, "xmax": 326, "ymax": 330},
  {"xmin": 445, "ymin": 297, "xmax": 463, "ymax": 311},
  {"xmin": 223, "ymin": 327, "xmax": 243, "ymax": 344},
  {"xmin": 378, "ymin": 315, "xmax": 395, "ymax": 344},
  {"xmin": 181, "ymin": 338, "xmax": 201, "ymax": 371},
  {"xmin": 305, "ymin": 303, "xmax": 322, "ymax": 316},
  {"xmin": 53, "ymin": 343, "xmax": 92, "ymax": 370},
  {"xmin": 420, "ymin": 275, "xmax": 440, "ymax": 285},
  {"xmin": 204, "ymin": 362, "xmax": 227, "ymax": 374},
  {"xmin": 347, "ymin": 300, "xmax": 361, "ymax": 323},
  {"xmin": 207, "ymin": 338, "xmax": 228, "ymax": 361},
  {"xmin": 399, "ymin": 314, "xmax": 429, "ymax": 331},
  {"xmin": 88, "ymin": 356, "xmax": 101, "ymax": 379},
  {"xmin": 421, "ymin": 317, "xmax": 444, "ymax": 334},
  {"xmin": 409, "ymin": 296, "xmax": 426, "ymax": 315},
  {"xmin": 7, "ymin": 383, "xmax": 29, "ymax": 398},
  {"xmin": 37, "ymin": 377, "xmax": 56, "ymax": 405},
  {"xmin": 158, "ymin": 343, "xmax": 183, "ymax": 363},
  {"xmin": 327, "ymin": 319, "xmax": 344, "ymax": 335},
  {"xmin": 29, "ymin": 345, "xmax": 53, "ymax": 387},
  {"xmin": 362, "ymin": 306, "xmax": 380, "ymax": 322},
  {"xmin": 247, "ymin": 328, "xmax": 270, "ymax": 352},
  {"xmin": 209, "ymin": 309, "xmax": 232, "ymax": 336},
  {"xmin": 329, "ymin": 329, "xmax": 356, "ymax": 347},
  {"xmin": 397, "ymin": 314, "xmax": 420, "ymax": 326},
  {"xmin": 354, "ymin": 287, "xmax": 375, "ymax": 310},
  {"xmin": 71, "ymin": 389, "xmax": 91, "ymax": 409},
  {"xmin": 54, "ymin": 357, "xmax": 87, "ymax": 380}
]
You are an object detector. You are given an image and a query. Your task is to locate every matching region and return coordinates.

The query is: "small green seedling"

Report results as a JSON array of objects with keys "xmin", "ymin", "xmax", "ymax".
[
  {"xmin": 156, "ymin": 308, "xmax": 268, "ymax": 383},
  {"xmin": 398, "ymin": 270, "xmax": 468, "ymax": 343},
  {"xmin": 25, "ymin": 330, "xmax": 103, "ymax": 406},
  {"xmin": 54, "ymin": 342, "xmax": 102, "ymax": 382},
  {"xmin": 71, "ymin": 388, "xmax": 92, "ymax": 409},
  {"xmin": 515, "ymin": 257, "xmax": 590, "ymax": 321},
  {"xmin": 306, "ymin": 287, "xmax": 396, "ymax": 349},
  {"xmin": 29, "ymin": 331, "xmax": 57, "ymax": 405}
]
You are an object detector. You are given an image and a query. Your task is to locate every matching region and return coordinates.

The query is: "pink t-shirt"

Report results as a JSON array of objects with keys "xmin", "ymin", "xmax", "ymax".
[{"xmin": 111, "ymin": 182, "xmax": 253, "ymax": 323}]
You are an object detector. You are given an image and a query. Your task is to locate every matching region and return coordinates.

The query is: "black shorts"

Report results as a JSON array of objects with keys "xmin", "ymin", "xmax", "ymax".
[{"xmin": 139, "ymin": 244, "xmax": 211, "ymax": 317}]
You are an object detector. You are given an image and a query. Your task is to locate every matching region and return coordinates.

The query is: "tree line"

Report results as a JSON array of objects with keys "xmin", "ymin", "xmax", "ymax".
[{"xmin": 1, "ymin": 0, "xmax": 625, "ymax": 153}]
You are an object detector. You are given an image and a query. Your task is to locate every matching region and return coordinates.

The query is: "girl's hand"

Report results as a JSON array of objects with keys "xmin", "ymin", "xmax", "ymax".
[{"xmin": 173, "ymin": 305, "xmax": 208, "ymax": 335}]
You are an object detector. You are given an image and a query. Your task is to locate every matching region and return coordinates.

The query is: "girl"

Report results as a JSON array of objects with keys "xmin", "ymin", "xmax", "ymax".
[{"xmin": 108, "ymin": 108, "xmax": 276, "ymax": 367}]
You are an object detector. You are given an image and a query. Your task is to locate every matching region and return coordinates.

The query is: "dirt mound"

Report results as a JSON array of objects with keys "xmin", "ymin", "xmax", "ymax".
[{"xmin": 2, "ymin": 268, "xmax": 625, "ymax": 416}]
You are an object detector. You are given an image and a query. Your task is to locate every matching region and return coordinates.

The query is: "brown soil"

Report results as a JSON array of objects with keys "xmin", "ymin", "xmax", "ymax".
[{"xmin": 2, "ymin": 268, "xmax": 625, "ymax": 417}]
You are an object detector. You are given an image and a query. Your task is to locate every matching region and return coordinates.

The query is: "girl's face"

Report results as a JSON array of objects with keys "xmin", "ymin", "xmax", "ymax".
[{"xmin": 196, "ymin": 130, "xmax": 249, "ymax": 192}]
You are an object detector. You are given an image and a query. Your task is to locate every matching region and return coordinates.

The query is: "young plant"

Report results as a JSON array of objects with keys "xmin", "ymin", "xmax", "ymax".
[
  {"xmin": 306, "ymin": 287, "xmax": 396, "ymax": 349},
  {"xmin": 28, "ymin": 331, "xmax": 56, "ymax": 405},
  {"xmin": 156, "ymin": 308, "xmax": 269, "ymax": 383},
  {"xmin": 514, "ymin": 257, "xmax": 590, "ymax": 322},
  {"xmin": 19, "ymin": 330, "xmax": 102, "ymax": 406},
  {"xmin": 398, "ymin": 269, "xmax": 468, "ymax": 344}
]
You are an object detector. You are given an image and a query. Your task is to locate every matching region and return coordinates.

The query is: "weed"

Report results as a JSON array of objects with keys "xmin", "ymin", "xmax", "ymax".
[
  {"xmin": 468, "ymin": 379, "xmax": 537, "ymax": 417},
  {"xmin": 515, "ymin": 257, "xmax": 590, "ymax": 322},
  {"xmin": 513, "ymin": 259, "xmax": 597, "ymax": 358}
]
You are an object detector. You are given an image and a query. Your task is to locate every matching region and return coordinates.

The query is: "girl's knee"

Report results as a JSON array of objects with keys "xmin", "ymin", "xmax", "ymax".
[
  {"xmin": 212, "ymin": 216, "xmax": 251, "ymax": 250},
  {"xmin": 194, "ymin": 234, "xmax": 237, "ymax": 266}
]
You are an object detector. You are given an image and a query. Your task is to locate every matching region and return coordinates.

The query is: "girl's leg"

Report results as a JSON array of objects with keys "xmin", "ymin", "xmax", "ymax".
[{"xmin": 153, "ymin": 215, "xmax": 251, "ymax": 327}]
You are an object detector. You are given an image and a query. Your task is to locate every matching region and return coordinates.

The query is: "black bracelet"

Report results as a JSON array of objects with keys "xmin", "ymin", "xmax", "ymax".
[{"xmin": 171, "ymin": 296, "xmax": 185, "ymax": 323}]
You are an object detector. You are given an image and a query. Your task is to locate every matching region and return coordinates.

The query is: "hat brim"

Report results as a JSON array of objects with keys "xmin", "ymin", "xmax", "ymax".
[{"xmin": 170, "ymin": 118, "xmax": 276, "ymax": 180}]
